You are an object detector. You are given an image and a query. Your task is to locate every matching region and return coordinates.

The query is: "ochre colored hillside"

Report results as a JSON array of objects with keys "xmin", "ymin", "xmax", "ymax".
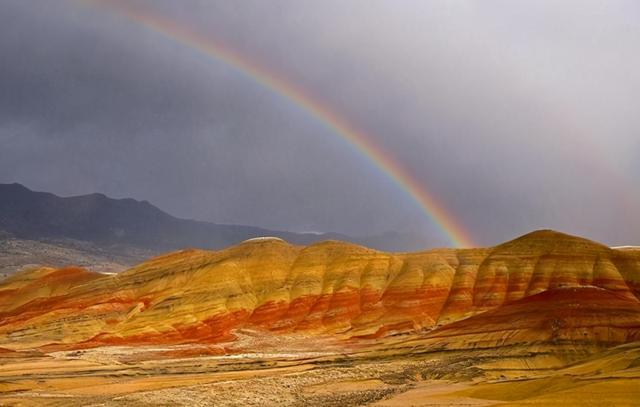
[{"xmin": 0, "ymin": 230, "xmax": 639, "ymax": 350}]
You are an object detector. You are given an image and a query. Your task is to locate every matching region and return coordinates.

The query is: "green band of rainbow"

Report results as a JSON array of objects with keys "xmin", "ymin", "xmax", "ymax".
[{"xmin": 84, "ymin": 0, "xmax": 475, "ymax": 247}]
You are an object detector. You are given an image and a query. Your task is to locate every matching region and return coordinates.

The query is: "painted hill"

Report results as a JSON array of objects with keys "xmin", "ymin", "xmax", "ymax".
[{"xmin": 1, "ymin": 230, "xmax": 639, "ymax": 351}]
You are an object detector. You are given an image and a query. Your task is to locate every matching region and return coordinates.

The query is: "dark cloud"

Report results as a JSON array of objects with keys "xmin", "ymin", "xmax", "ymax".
[{"xmin": 0, "ymin": 0, "xmax": 638, "ymax": 246}]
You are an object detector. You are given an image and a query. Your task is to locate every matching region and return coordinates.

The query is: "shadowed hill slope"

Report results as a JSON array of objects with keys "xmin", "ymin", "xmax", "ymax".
[
  {"xmin": 420, "ymin": 286, "xmax": 640, "ymax": 349},
  {"xmin": 0, "ymin": 230, "xmax": 639, "ymax": 351}
]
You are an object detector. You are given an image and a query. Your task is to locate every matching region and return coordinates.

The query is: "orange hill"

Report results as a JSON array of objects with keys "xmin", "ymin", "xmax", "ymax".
[{"xmin": 0, "ymin": 230, "xmax": 639, "ymax": 350}]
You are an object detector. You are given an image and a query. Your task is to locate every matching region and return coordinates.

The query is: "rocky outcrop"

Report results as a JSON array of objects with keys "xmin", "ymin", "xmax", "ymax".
[{"xmin": 0, "ymin": 230, "xmax": 638, "ymax": 350}]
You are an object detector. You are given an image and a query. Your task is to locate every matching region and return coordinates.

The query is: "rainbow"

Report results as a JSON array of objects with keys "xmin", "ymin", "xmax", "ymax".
[{"xmin": 82, "ymin": 0, "xmax": 475, "ymax": 247}]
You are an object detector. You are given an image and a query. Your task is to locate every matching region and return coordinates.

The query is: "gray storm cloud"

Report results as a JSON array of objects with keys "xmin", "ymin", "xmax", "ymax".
[{"xmin": 0, "ymin": 0, "xmax": 638, "ymax": 246}]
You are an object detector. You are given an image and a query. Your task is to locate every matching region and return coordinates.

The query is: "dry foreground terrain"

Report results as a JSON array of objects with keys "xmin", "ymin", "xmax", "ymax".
[{"xmin": 1, "ymin": 230, "xmax": 639, "ymax": 406}]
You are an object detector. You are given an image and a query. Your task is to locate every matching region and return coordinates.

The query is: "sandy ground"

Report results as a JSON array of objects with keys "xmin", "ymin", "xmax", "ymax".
[
  {"xmin": 1, "ymin": 340, "xmax": 639, "ymax": 406},
  {"xmin": 374, "ymin": 382, "xmax": 499, "ymax": 406}
]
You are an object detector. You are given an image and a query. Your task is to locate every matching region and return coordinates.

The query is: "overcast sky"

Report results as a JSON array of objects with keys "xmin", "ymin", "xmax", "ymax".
[{"xmin": 1, "ymin": 0, "xmax": 639, "ymax": 247}]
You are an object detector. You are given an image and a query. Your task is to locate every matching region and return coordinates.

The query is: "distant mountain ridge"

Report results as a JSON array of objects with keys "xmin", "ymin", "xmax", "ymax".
[{"xmin": 0, "ymin": 183, "xmax": 351, "ymax": 252}]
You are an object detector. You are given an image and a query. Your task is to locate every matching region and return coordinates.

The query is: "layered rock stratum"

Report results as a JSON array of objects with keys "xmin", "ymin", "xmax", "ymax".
[{"xmin": 1, "ymin": 230, "xmax": 639, "ymax": 352}]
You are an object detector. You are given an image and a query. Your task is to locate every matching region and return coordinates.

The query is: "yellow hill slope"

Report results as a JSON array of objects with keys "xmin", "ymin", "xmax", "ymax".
[{"xmin": 0, "ymin": 230, "xmax": 638, "ymax": 351}]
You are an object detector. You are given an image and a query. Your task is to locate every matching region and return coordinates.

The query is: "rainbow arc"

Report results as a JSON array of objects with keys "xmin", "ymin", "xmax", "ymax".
[{"xmin": 83, "ymin": 0, "xmax": 475, "ymax": 247}]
